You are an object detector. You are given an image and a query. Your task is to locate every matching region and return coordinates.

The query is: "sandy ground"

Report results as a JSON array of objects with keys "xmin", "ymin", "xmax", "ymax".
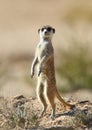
[{"xmin": 0, "ymin": 95, "xmax": 92, "ymax": 130}]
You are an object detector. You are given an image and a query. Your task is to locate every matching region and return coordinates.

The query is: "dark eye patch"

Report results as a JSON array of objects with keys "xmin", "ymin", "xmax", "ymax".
[
  {"xmin": 41, "ymin": 28, "xmax": 44, "ymax": 31},
  {"xmin": 47, "ymin": 27, "xmax": 51, "ymax": 32}
]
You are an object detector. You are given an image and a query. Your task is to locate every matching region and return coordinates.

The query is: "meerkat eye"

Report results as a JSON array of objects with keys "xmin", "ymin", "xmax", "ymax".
[{"xmin": 47, "ymin": 27, "xmax": 51, "ymax": 32}]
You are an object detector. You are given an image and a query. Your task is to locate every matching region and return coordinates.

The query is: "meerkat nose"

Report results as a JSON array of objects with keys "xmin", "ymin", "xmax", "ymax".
[{"xmin": 44, "ymin": 31, "xmax": 48, "ymax": 34}]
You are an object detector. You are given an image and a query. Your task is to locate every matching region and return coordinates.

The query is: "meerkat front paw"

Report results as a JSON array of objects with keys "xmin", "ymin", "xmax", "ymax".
[
  {"xmin": 31, "ymin": 70, "xmax": 34, "ymax": 78},
  {"xmin": 38, "ymin": 67, "xmax": 42, "ymax": 76}
]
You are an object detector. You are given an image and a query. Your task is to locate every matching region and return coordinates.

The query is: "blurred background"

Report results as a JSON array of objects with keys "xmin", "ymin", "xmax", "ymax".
[{"xmin": 0, "ymin": 0, "xmax": 92, "ymax": 100}]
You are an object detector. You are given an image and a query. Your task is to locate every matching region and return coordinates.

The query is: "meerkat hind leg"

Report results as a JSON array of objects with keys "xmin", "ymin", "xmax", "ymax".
[
  {"xmin": 46, "ymin": 88, "xmax": 56, "ymax": 119},
  {"xmin": 37, "ymin": 82, "xmax": 47, "ymax": 117}
]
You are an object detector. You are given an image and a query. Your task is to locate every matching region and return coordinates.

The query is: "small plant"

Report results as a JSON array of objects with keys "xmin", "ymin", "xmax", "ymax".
[
  {"xmin": 0, "ymin": 98, "xmax": 40, "ymax": 129},
  {"xmin": 12, "ymin": 101, "xmax": 40, "ymax": 129},
  {"xmin": 73, "ymin": 108, "xmax": 92, "ymax": 128},
  {"xmin": 13, "ymin": 103, "xmax": 26, "ymax": 128}
]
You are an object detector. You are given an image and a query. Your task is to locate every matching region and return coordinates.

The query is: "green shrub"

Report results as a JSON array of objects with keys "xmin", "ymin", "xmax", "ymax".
[{"xmin": 57, "ymin": 41, "xmax": 92, "ymax": 92}]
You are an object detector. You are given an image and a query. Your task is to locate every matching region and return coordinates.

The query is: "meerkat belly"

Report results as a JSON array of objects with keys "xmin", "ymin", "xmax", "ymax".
[{"xmin": 42, "ymin": 57, "xmax": 56, "ymax": 85}]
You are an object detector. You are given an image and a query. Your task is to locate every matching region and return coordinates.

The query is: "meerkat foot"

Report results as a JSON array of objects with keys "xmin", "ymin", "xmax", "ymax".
[
  {"xmin": 49, "ymin": 109, "xmax": 55, "ymax": 120},
  {"xmin": 40, "ymin": 110, "xmax": 45, "ymax": 117},
  {"xmin": 49, "ymin": 114, "xmax": 55, "ymax": 120},
  {"xmin": 39, "ymin": 107, "xmax": 47, "ymax": 118}
]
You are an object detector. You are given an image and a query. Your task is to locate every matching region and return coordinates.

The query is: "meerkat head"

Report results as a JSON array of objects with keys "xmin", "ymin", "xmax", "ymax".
[{"xmin": 38, "ymin": 25, "xmax": 55, "ymax": 40}]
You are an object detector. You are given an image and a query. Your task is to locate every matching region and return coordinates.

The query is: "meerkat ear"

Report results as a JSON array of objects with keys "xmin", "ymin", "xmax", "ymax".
[
  {"xmin": 53, "ymin": 28, "xmax": 55, "ymax": 33},
  {"xmin": 38, "ymin": 29, "xmax": 40, "ymax": 33}
]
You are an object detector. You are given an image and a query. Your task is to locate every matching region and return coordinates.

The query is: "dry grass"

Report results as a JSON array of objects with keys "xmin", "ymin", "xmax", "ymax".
[
  {"xmin": 0, "ymin": 96, "xmax": 40, "ymax": 130},
  {"xmin": 73, "ymin": 108, "xmax": 92, "ymax": 128},
  {"xmin": 0, "ymin": 96, "xmax": 92, "ymax": 130}
]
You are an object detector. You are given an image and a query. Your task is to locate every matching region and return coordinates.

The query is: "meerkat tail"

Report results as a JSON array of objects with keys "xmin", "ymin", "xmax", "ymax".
[{"xmin": 55, "ymin": 88, "xmax": 75, "ymax": 108}]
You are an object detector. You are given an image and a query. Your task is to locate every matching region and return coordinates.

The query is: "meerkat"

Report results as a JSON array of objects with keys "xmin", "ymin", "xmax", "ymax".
[{"xmin": 31, "ymin": 25, "xmax": 75, "ymax": 118}]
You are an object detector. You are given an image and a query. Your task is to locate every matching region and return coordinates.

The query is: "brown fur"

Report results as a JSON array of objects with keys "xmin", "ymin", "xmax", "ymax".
[{"xmin": 31, "ymin": 25, "xmax": 75, "ymax": 118}]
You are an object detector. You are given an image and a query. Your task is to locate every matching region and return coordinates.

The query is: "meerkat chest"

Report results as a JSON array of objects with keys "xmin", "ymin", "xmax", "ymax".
[
  {"xmin": 38, "ymin": 42, "xmax": 46, "ymax": 52},
  {"xmin": 36, "ymin": 42, "xmax": 49, "ymax": 60}
]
